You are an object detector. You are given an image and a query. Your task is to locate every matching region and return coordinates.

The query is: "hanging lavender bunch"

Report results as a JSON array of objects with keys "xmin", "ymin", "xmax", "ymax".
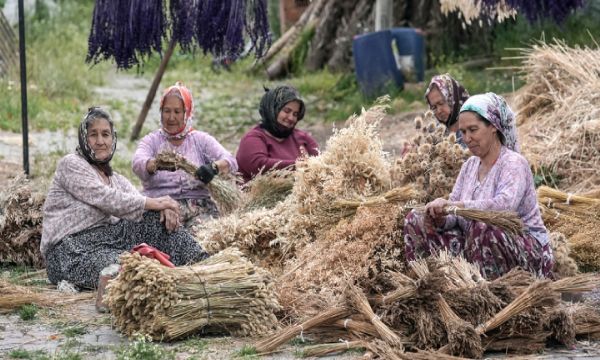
[
  {"xmin": 245, "ymin": 0, "xmax": 271, "ymax": 58},
  {"xmin": 169, "ymin": 0, "xmax": 200, "ymax": 52},
  {"xmin": 479, "ymin": 0, "xmax": 585, "ymax": 24},
  {"xmin": 87, "ymin": 0, "xmax": 165, "ymax": 69},
  {"xmin": 195, "ymin": 0, "xmax": 231, "ymax": 57}
]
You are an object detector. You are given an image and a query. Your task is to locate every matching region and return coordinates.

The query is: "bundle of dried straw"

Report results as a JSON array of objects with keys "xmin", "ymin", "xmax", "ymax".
[
  {"xmin": 241, "ymin": 168, "xmax": 294, "ymax": 211},
  {"xmin": 105, "ymin": 248, "xmax": 280, "ymax": 340},
  {"xmin": 155, "ymin": 150, "xmax": 242, "ymax": 215}
]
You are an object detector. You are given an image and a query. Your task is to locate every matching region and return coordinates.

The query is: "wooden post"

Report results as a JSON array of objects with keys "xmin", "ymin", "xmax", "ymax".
[
  {"xmin": 18, "ymin": 0, "xmax": 29, "ymax": 175},
  {"xmin": 130, "ymin": 38, "xmax": 177, "ymax": 141},
  {"xmin": 375, "ymin": 0, "xmax": 393, "ymax": 31}
]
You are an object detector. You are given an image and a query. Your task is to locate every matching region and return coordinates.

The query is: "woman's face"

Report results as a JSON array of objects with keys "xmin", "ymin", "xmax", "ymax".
[
  {"xmin": 87, "ymin": 117, "xmax": 113, "ymax": 161},
  {"xmin": 161, "ymin": 95, "xmax": 186, "ymax": 134},
  {"xmin": 427, "ymin": 87, "xmax": 451, "ymax": 124},
  {"xmin": 276, "ymin": 100, "xmax": 301, "ymax": 129},
  {"xmin": 458, "ymin": 111, "xmax": 498, "ymax": 158}
]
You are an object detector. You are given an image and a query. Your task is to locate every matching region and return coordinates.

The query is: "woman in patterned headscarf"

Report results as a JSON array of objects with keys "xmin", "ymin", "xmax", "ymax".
[
  {"xmin": 132, "ymin": 82, "xmax": 238, "ymax": 229},
  {"xmin": 425, "ymin": 73, "xmax": 470, "ymax": 146},
  {"xmin": 42, "ymin": 107, "xmax": 208, "ymax": 290},
  {"xmin": 403, "ymin": 93, "xmax": 553, "ymax": 280},
  {"xmin": 236, "ymin": 85, "xmax": 319, "ymax": 182}
]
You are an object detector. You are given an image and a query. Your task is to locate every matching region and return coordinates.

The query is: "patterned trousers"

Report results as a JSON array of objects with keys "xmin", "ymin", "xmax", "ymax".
[{"xmin": 403, "ymin": 209, "xmax": 554, "ymax": 280}]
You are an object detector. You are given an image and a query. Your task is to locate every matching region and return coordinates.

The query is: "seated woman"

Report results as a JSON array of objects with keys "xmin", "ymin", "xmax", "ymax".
[
  {"xmin": 425, "ymin": 73, "xmax": 470, "ymax": 147},
  {"xmin": 132, "ymin": 82, "xmax": 238, "ymax": 228},
  {"xmin": 42, "ymin": 107, "xmax": 208, "ymax": 289},
  {"xmin": 236, "ymin": 85, "xmax": 319, "ymax": 182},
  {"xmin": 404, "ymin": 93, "xmax": 553, "ymax": 280}
]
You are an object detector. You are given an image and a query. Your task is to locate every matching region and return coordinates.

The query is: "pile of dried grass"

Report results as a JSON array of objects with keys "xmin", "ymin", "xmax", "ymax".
[
  {"xmin": 550, "ymin": 232, "xmax": 578, "ymax": 277},
  {"xmin": 516, "ymin": 41, "xmax": 600, "ymax": 191},
  {"xmin": 0, "ymin": 279, "xmax": 92, "ymax": 313},
  {"xmin": 439, "ymin": 0, "xmax": 515, "ymax": 26},
  {"xmin": 155, "ymin": 150, "xmax": 242, "ymax": 215},
  {"xmin": 241, "ymin": 168, "xmax": 294, "ymax": 211},
  {"xmin": 391, "ymin": 115, "xmax": 469, "ymax": 202},
  {"xmin": 105, "ymin": 248, "xmax": 280, "ymax": 340},
  {"xmin": 0, "ymin": 174, "xmax": 46, "ymax": 268}
]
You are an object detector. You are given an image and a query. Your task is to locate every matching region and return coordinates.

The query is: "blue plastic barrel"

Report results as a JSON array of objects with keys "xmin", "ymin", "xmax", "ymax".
[
  {"xmin": 352, "ymin": 30, "xmax": 403, "ymax": 98},
  {"xmin": 389, "ymin": 27, "xmax": 425, "ymax": 83}
]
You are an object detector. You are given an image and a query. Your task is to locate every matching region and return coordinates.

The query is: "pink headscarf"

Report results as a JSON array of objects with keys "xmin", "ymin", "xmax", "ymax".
[{"xmin": 159, "ymin": 82, "xmax": 195, "ymax": 140}]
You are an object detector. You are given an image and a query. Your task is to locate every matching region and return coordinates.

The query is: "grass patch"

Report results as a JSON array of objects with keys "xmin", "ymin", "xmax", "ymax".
[
  {"xmin": 8, "ymin": 349, "xmax": 50, "ymax": 360},
  {"xmin": 18, "ymin": 304, "xmax": 38, "ymax": 321},
  {"xmin": 116, "ymin": 335, "xmax": 175, "ymax": 360},
  {"xmin": 62, "ymin": 325, "xmax": 88, "ymax": 338},
  {"xmin": 235, "ymin": 344, "xmax": 259, "ymax": 358},
  {"xmin": 179, "ymin": 336, "xmax": 208, "ymax": 354}
]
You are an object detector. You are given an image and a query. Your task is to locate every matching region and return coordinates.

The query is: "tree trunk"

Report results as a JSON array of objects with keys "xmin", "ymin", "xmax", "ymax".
[
  {"xmin": 326, "ymin": 0, "xmax": 374, "ymax": 72},
  {"xmin": 305, "ymin": 0, "xmax": 345, "ymax": 71}
]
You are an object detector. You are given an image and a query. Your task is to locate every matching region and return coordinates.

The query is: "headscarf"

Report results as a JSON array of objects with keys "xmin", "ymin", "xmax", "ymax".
[
  {"xmin": 259, "ymin": 85, "xmax": 305, "ymax": 138},
  {"xmin": 425, "ymin": 73, "xmax": 469, "ymax": 129},
  {"xmin": 459, "ymin": 92, "xmax": 520, "ymax": 152},
  {"xmin": 76, "ymin": 107, "xmax": 117, "ymax": 176},
  {"xmin": 159, "ymin": 81, "xmax": 194, "ymax": 140}
]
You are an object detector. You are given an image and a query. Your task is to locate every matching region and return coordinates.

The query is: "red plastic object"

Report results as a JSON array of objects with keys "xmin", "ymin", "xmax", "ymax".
[{"xmin": 131, "ymin": 243, "xmax": 175, "ymax": 268}]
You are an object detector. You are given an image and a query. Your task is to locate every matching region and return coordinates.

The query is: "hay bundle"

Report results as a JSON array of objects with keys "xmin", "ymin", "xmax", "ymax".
[
  {"xmin": 391, "ymin": 115, "xmax": 469, "ymax": 202},
  {"xmin": 0, "ymin": 174, "xmax": 46, "ymax": 268},
  {"xmin": 0, "ymin": 279, "xmax": 92, "ymax": 313},
  {"xmin": 105, "ymin": 248, "xmax": 280, "ymax": 340},
  {"xmin": 276, "ymin": 203, "xmax": 408, "ymax": 317},
  {"xmin": 241, "ymin": 168, "xmax": 294, "ymax": 211},
  {"xmin": 292, "ymin": 104, "xmax": 392, "ymax": 224},
  {"xmin": 516, "ymin": 41, "xmax": 600, "ymax": 191},
  {"xmin": 155, "ymin": 150, "xmax": 242, "ymax": 215},
  {"xmin": 550, "ymin": 232, "xmax": 578, "ymax": 277}
]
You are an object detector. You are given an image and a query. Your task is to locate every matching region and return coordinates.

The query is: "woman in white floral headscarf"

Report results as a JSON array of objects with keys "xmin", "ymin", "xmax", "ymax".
[{"xmin": 404, "ymin": 93, "xmax": 553, "ymax": 280}]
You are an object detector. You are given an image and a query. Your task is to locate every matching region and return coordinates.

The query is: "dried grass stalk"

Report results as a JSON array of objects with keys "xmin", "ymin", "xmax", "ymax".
[
  {"xmin": 330, "ymin": 318, "xmax": 379, "ymax": 337},
  {"xmin": 106, "ymin": 248, "xmax": 279, "ymax": 340},
  {"xmin": 242, "ymin": 168, "xmax": 294, "ymax": 211},
  {"xmin": 437, "ymin": 295, "xmax": 483, "ymax": 358},
  {"xmin": 544, "ymin": 306, "xmax": 576, "ymax": 347},
  {"xmin": 253, "ymin": 307, "xmax": 350, "ymax": 353},
  {"xmin": 538, "ymin": 186, "xmax": 600, "ymax": 208},
  {"xmin": 330, "ymin": 185, "xmax": 424, "ymax": 217},
  {"xmin": 445, "ymin": 206, "xmax": 525, "ymax": 236},
  {"xmin": 550, "ymin": 273, "xmax": 600, "ymax": 293},
  {"xmin": 346, "ymin": 283, "xmax": 405, "ymax": 350},
  {"xmin": 155, "ymin": 150, "xmax": 242, "ymax": 215},
  {"xmin": 298, "ymin": 340, "xmax": 365, "ymax": 357},
  {"xmin": 476, "ymin": 280, "xmax": 557, "ymax": 334},
  {"xmin": 0, "ymin": 279, "xmax": 92, "ymax": 313},
  {"xmin": 482, "ymin": 332, "xmax": 549, "ymax": 354},
  {"xmin": 550, "ymin": 232, "xmax": 578, "ymax": 277}
]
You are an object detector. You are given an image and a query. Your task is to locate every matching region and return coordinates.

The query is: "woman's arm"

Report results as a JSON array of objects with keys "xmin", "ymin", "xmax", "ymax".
[
  {"xmin": 198, "ymin": 133, "xmax": 238, "ymax": 174},
  {"xmin": 132, "ymin": 135, "xmax": 158, "ymax": 181}
]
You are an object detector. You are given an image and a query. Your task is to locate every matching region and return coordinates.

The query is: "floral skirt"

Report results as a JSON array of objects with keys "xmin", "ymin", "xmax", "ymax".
[{"xmin": 403, "ymin": 209, "xmax": 554, "ymax": 280}]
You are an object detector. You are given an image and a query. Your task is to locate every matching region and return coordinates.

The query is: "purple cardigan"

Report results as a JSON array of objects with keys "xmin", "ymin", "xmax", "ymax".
[
  {"xmin": 444, "ymin": 146, "xmax": 549, "ymax": 246},
  {"xmin": 132, "ymin": 129, "xmax": 238, "ymax": 200},
  {"xmin": 236, "ymin": 125, "xmax": 319, "ymax": 182}
]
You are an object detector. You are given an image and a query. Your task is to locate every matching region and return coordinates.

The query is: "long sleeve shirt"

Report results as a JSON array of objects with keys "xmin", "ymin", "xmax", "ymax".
[
  {"xmin": 41, "ymin": 154, "xmax": 146, "ymax": 256},
  {"xmin": 236, "ymin": 125, "xmax": 319, "ymax": 182},
  {"xmin": 444, "ymin": 146, "xmax": 549, "ymax": 246},
  {"xmin": 132, "ymin": 130, "xmax": 238, "ymax": 200}
]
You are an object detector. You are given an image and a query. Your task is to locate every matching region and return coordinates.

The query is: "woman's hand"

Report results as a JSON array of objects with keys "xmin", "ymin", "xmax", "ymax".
[
  {"xmin": 146, "ymin": 158, "xmax": 157, "ymax": 174},
  {"xmin": 145, "ymin": 196, "xmax": 180, "ymax": 216},
  {"xmin": 160, "ymin": 208, "xmax": 181, "ymax": 232},
  {"xmin": 424, "ymin": 197, "xmax": 450, "ymax": 227}
]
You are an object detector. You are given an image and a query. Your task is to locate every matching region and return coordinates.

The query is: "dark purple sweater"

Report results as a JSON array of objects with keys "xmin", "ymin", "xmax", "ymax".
[{"xmin": 236, "ymin": 125, "xmax": 319, "ymax": 182}]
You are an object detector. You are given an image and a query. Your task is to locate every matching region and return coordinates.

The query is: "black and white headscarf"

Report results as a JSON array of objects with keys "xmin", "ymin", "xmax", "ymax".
[
  {"xmin": 258, "ymin": 85, "xmax": 305, "ymax": 138},
  {"xmin": 76, "ymin": 107, "xmax": 117, "ymax": 176}
]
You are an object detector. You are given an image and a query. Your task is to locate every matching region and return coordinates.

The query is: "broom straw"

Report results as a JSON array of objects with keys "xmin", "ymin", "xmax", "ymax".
[
  {"xmin": 332, "ymin": 185, "xmax": 423, "ymax": 215},
  {"xmin": 298, "ymin": 340, "xmax": 365, "ymax": 357},
  {"xmin": 538, "ymin": 186, "xmax": 600, "ymax": 208},
  {"xmin": 346, "ymin": 283, "xmax": 405, "ymax": 350},
  {"xmin": 476, "ymin": 280, "xmax": 556, "ymax": 334},
  {"xmin": 330, "ymin": 318, "xmax": 379, "ymax": 337},
  {"xmin": 550, "ymin": 273, "xmax": 600, "ymax": 293},
  {"xmin": 253, "ymin": 307, "xmax": 350, "ymax": 353},
  {"xmin": 155, "ymin": 150, "xmax": 242, "ymax": 215}
]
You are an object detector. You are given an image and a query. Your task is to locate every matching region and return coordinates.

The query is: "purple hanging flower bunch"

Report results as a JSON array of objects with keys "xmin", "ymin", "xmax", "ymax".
[
  {"xmin": 479, "ymin": 0, "xmax": 586, "ymax": 24},
  {"xmin": 87, "ymin": 0, "xmax": 271, "ymax": 69}
]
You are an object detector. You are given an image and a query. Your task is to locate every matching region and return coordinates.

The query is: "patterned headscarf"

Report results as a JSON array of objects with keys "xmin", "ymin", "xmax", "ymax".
[
  {"xmin": 76, "ymin": 107, "xmax": 117, "ymax": 176},
  {"xmin": 425, "ymin": 73, "xmax": 470, "ymax": 129},
  {"xmin": 259, "ymin": 85, "xmax": 305, "ymax": 138},
  {"xmin": 460, "ymin": 93, "xmax": 520, "ymax": 152},
  {"xmin": 159, "ymin": 82, "xmax": 194, "ymax": 140}
]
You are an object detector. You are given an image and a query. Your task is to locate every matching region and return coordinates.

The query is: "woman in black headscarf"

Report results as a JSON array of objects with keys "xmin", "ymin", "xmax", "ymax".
[{"xmin": 236, "ymin": 85, "xmax": 319, "ymax": 182}]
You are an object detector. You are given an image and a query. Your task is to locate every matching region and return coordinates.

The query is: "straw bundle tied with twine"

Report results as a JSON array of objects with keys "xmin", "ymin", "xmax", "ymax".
[
  {"xmin": 0, "ymin": 279, "xmax": 92, "ymax": 313},
  {"xmin": 0, "ymin": 174, "xmax": 46, "ymax": 268},
  {"xmin": 298, "ymin": 340, "xmax": 366, "ymax": 357},
  {"xmin": 329, "ymin": 185, "xmax": 424, "ymax": 217},
  {"xmin": 412, "ymin": 205, "xmax": 525, "ymax": 236},
  {"xmin": 155, "ymin": 150, "xmax": 242, "ymax": 215},
  {"xmin": 105, "ymin": 248, "xmax": 280, "ymax": 340}
]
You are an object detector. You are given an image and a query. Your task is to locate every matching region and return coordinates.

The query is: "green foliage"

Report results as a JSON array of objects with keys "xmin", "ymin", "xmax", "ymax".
[
  {"xmin": 235, "ymin": 345, "xmax": 258, "ymax": 358},
  {"xmin": 290, "ymin": 27, "xmax": 316, "ymax": 75},
  {"xmin": 116, "ymin": 335, "xmax": 175, "ymax": 360},
  {"xmin": 533, "ymin": 165, "xmax": 561, "ymax": 188},
  {"xmin": 180, "ymin": 337, "xmax": 208, "ymax": 354},
  {"xmin": 62, "ymin": 325, "xmax": 88, "ymax": 338},
  {"xmin": 18, "ymin": 304, "xmax": 38, "ymax": 321},
  {"xmin": 8, "ymin": 349, "xmax": 50, "ymax": 360}
]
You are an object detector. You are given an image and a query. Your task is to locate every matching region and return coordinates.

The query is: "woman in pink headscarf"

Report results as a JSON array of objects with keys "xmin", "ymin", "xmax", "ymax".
[{"xmin": 132, "ymin": 82, "xmax": 238, "ymax": 229}]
